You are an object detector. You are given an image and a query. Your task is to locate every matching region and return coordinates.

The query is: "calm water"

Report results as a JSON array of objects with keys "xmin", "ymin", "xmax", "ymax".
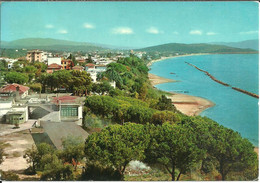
[{"xmin": 150, "ymin": 54, "xmax": 259, "ymax": 146}]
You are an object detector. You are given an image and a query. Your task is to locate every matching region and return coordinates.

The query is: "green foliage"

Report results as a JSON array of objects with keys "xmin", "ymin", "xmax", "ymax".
[
  {"xmin": 206, "ymin": 127, "xmax": 258, "ymax": 180},
  {"xmin": 1, "ymin": 171, "xmax": 20, "ymax": 181},
  {"xmin": 85, "ymin": 95, "xmax": 118, "ymax": 118},
  {"xmin": 136, "ymin": 43, "xmax": 256, "ymax": 54},
  {"xmin": 182, "ymin": 116, "xmax": 259, "ymax": 180},
  {"xmin": 23, "ymin": 143, "xmax": 54, "ymax": 173},
  {"xmin": 85, "ymin": 123, "xmax": 150, "ymax": 176},
  {"xmin": 0, "ymin": 60, "xmax": 8, "ymax": 71},
  {"xmin": 36, "ymin": 70, "xmax": 92, "ymax": 94},
  {"xmin": 81, "ymin": 163, "xmax": 123, "ymax": 181},
  {"xmin": 156, "ymin": 95, "xmax": 176, "ymax": 111},
  {"xmin": 91, "ymin": 81, "xmax": 113, "ymax": 95},
  {"xmin": 0, "ymin": 48, "xmax": 27, "ymax": 58},
  {"xmin": 60, "ymin": 136, "xmax": 85, "ymax": 170},
  {"xmin": 151, "ymin": 110, "xmax": 181, "ymax": 125},
  {"xmin": 40, "ymin": 154, "xmax": 74, "ymax": 181},
  {"xmin": 126, "ymin": 105, "xmax": 154, "ymax": 124},
  {"xmin": 0, "ymin": 143, "xmax": 4, "ymax": 165},
  {"xmin": 5, "ymin": 71, "xmax": 29, "ymax": 84},
  {"xmin": 28, "ymin": 83, "xmax": 42, "ymax": 92},
  {"xmin": 144, "ymin": 123, "xmax": 204, "ymax": 181}
]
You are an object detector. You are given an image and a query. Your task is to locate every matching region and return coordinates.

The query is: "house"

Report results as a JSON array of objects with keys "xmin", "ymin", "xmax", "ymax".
[
  {"xmin": 26, "ymin": 50, "xmax": 44, "ymax": 62},
  {"xmin": 0, "ymin": 83, "xmax": 30, "ymax": 99},
  {"xmin": 0, "ymin": 99, "xmax": 13, "ymax": 122},
  {"xmin": 72, "ymin": 65, "xmax": 84, "ymax": 71},
  {"xmin": 51, "ymin": 96, "xmax": 83, "ymax": 123},
  {"xmin": 85, "ymin": 63, "xmax": 95, "ymax": 71},
  {"xmin": 47, "ymin": 57, "xmax": 61, "ymax": 65},
  {"xmin": 95, "ymin": 65, "xmax": 107, "ymax": 72},
  {"xmin": 5, "ymin": 105, "xmax": 28, "ymax": 125},
  {"xmin": 47, "ymin": 63, "xmax": 62, "ymax": 73},
  {"xmin": 61, "ymin": 59, "xmax": 74, "ymax": 70},
  {"xmin": 77, "ymin": 59, "xmax": 86, "ymax": 64}
]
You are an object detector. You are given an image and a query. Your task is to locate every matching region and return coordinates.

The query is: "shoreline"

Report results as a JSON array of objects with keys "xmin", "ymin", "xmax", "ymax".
[
  {"xmin": 148, "ymin": 72, "xmax": 215, "ymax": 116},
  {"xmin": 147, "ymin": 53, "xmax": 210, "ymax": 67},
  {"xmin": 148, "ymin": 54, "xmax": 258, "ymax": 151}
]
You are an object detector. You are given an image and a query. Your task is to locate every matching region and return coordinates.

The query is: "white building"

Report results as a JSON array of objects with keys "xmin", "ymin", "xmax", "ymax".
[
  {"xmin": 47, "ymin": 57, "xmax": 62, "ymax": 65},
  {"xmin": 0, "ymin": 100, "xmax": 13, "ymax": 117}
]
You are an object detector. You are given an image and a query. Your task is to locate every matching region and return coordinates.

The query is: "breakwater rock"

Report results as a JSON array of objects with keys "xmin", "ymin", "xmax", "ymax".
[{"xmin": 185, "ymin": 62, "xmax": 259, "ymax": 99}]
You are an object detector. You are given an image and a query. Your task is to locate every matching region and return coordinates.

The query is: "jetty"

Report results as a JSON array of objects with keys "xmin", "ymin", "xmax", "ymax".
[{"xmin": 185, "ymin": 62, "xmax": 259, "ymax": 99}]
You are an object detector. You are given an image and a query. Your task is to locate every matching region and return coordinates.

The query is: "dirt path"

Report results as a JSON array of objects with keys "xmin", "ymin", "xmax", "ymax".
[{"xmin": 0, "ymin": 130, "xmax": 35, "ymax": 172}]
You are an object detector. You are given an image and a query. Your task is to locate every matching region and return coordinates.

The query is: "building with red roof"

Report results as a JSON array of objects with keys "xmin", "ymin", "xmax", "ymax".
[
  {"xmin": 0, "ymin": 83, "xmax": 30, "ymax": 98},
  {"xmin": 61, "ymin": 59, "xmax": 74, "ymax": 70},
  {"xmin": 51, "ymin": 95, "xmax": 83, "ymax": 123},
  {"xmin": 72, "ymin": 65, "xmax": 84, "ymax": 71},
  {"xmin": 47, "ymin": 63, "xmax": 62, "ymax": 73}
]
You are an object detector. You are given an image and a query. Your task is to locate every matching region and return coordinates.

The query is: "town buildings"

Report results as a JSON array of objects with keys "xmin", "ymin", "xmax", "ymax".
[
  {"xmin": 47, "ymin": 57, "xmax": 62, "ymax": 65},
  {"xmin": 0, "ymin": 83, "xmax": 30, "ymax": 99},
  {"xmin": 26, "ymin": 50, "xmax": 44, "ymax": 62},
  {"xmin": 61, "ymin": 59, "xmax": 74, "ymax": 70},
  {"xmin": 47, "ymin": 63, "xmax": 62, "ymax": 73}
]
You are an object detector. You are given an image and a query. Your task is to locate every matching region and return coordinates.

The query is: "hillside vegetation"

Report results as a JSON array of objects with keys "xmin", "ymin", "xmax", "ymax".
[
  {"xmin": 136, "ymin": 43, "xmax": 257, "ymax": 54},
  {"xmin": 1, "ymin": 38, "xmax": 108, "ymax": 52}
]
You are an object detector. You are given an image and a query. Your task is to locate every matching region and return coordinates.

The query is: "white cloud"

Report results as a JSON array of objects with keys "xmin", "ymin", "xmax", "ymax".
[
  {"xmin": 146, "ymin": 27, "xmax": 163, "ymax": 34},
  {"xmin": 206, "ymin": 32, "xmax": 217, "ymax": 35},
  {"xmin": 239, "ymin": 30, "xmax": 258, "ymax": 35},
  {"xmin": 83, "ymin": 23, "xmax": 95, "ymax": 29},
  {"xmin": 112, "ymin": 27, "xmax": 133, "ymax": 34},
  {"xmin": 189, "ymin": 30, "xmax": 202, "ymax": 35},
  {"xmin": 57, "ymin": 29, "xmax": 68, "ymax": 34},
  {"xmin": 45, "ymin": 24, "xmax": 54, "ymax": 29},
  {"xmin": 172, "ymin": 31, "xmax": 179, "ymax": 35}
]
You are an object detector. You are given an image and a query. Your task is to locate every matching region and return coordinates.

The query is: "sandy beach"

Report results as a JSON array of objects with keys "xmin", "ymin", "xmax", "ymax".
[
  {"xmin": 147, "ymin": 53, "xmax": 210, "ymax": 67},
  {"xmin": 148, "ymin": 68, "xmax": 215, "ymax": 116}
]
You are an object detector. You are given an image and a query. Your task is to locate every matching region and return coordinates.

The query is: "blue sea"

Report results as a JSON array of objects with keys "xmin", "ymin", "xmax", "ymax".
[{"xmin": 149, "ymin": 54, "xmax": 259, "ymax": 146}]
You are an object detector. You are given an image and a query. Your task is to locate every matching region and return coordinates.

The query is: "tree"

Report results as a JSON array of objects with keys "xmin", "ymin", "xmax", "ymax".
[
  {"xmin": 60, "ymin": 136, "xmax": 85, "ymax": 170},
  {"xmin": 5, "ymin": 72, "xmax": 29, "ymax": 84},
  {"xmin": 23, "ymin": 143, "xmax": 54, "ymax": 173},
  {"xmin": 69, "ymin": 70, "xmax": 92, "ymax": 95},
  {"xmin": 156, "ymin": 95, "xmax": 176, "ymax": 111},
  {"xmin": 126, "ymin": 105, "xmax": 154, "ymax": 124},
  {"xmin": 23, "ymin": 145, "xmax": 39, "ymax": 174},
  {"xmin": 151, "ymin": 110, "xmax": 181, "ymax": 125},
  {"xmin": 40, "ymin": 154, "xmax": 74, "ymax": 181},
  {"xmin": 144, "ymin": 123, "xmax": 204, "ymax": 181},
  {"xmin": 207, "ymin": 126, "xmax": 258, "ymax": 180},
  {"xmin": 85, "ymin": 96, "xmax": 118, "ymax": 118},
  {"xmin": 183, "ymin": 116, "xmax": 258, "ymax": 180},
  {"xmin": 85, "ymin": 123, "xmax": 150, "ymax": 178}
]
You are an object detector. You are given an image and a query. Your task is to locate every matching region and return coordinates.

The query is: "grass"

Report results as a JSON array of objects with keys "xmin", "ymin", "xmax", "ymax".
[{"xmin": 12, "ymin": 151, "xmax": 21, "ymax": 157}]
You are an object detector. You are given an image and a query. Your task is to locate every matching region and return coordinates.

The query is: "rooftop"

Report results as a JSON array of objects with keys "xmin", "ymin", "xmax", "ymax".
[
  {"xmin": 47, "ymin": 63, "xmax": 62, "ymax": 69},
  {"xmin": 0, "ymin": 83, "xmax": 29, "ymax": 94}
]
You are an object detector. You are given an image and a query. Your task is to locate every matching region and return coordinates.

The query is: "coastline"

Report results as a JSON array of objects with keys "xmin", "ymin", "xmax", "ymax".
[
  {"xmin": 148, "ymin": 72, "xmax": 215, "ymax": 116},
  {"xmin": 148, "ymin": 54, "xmax": 259, "ymax": 151},
  {"xmin": 147, "ymin": 53, "xmax": 210, "ymax": 67},
  {"xmin": 148, "ymin": 54, "xmax": 215, "ymax": 116}
]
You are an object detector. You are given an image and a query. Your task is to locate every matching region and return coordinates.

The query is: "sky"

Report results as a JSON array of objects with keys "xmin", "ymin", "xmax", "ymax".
[{"xmin": 1, "ymin": 1, "xmax": 259, "ymax": 48}]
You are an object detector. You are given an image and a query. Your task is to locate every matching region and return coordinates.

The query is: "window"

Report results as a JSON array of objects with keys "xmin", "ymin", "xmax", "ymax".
[{"xmin": 61, "ymin": 107, "xmax": 78, "ymax": 117}]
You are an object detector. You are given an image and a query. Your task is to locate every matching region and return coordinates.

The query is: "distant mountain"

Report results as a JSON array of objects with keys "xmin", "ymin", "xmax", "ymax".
[
  {"xmin": 1, "ymin": 38, "xmax": 109, "ymax": 52},
  {"xmin": 209, "ymin": 39, "xmax": 259, "ymax": 51},
  {"xmin": 136, "ymin": 43, "xmax": 257, "ymax": 54}
]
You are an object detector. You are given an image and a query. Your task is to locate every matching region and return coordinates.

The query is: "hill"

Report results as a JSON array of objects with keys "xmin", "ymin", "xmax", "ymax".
[
  {"xmin": 136, "ymin": 43, "xmax": 257, "ymax": 54},
  {"xmin": 209, "ymin": 39, "xmax": 258, "ymax": 51},
  {"xmin": 1, "ymin": 38, "xmax": 108, "ymax": 52}
]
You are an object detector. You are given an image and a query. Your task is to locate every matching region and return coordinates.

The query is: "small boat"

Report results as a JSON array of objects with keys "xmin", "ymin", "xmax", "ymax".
[{"xmin": 170, "ymin": 72, "xmax": 175, "ymax": 74}]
